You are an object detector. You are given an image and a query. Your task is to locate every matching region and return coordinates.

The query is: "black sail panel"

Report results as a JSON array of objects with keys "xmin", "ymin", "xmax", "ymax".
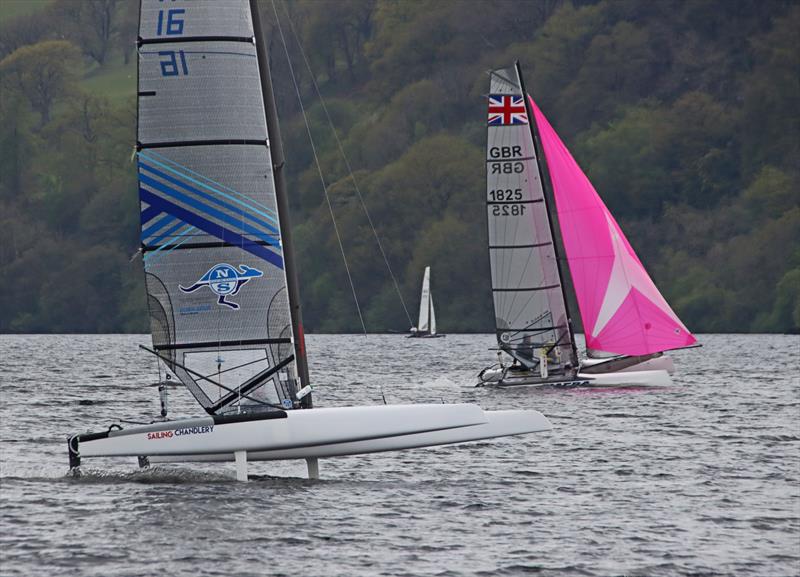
[{"xmin": 138, "ymin": 0, "xmax": 299, "ymax": 413}]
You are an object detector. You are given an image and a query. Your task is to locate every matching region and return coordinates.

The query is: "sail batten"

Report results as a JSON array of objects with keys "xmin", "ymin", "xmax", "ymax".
[{"xmin": 137, "ymin": 0, "xmax": 301, "ymax": 414}]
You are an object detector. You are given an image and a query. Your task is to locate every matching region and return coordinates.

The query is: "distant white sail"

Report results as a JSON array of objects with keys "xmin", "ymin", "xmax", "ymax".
[{"xmin": 417, "ymin": 266, "xmax": 431, "ymax": 332}]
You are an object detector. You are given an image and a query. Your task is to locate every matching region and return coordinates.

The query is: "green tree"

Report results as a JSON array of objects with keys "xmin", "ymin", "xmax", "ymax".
[
  {"xmin": 0, "ymin": 40, "xmax": 81, "ymax": 128},
  {"xmin": 53, "ymin": 0, "xmax": 125, "ymax": 66}
]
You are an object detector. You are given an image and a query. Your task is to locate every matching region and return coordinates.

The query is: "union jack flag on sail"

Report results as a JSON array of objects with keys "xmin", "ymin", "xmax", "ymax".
[{"xmin": 488, "ymin": 95, "xmax": 528, "ymax": 126}]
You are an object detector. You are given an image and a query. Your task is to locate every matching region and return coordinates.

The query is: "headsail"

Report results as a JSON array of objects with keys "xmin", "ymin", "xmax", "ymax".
[
  {"xmin": 137, "ymin": 0, "xmax": 302, "ymax": 414},
  {"xmin": 530, "ymin": 100, "xmax": 697, "ymax": 357},
  {"xmin": 486, "ymin": 68, "xmax": 578, "ymax": 374}
]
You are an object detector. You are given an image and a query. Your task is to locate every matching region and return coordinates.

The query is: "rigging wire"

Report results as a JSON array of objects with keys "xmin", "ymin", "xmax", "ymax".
[
  {"xmin": 269, "ymin": 0, "xmax": 367, "ymax": 336},
  {"xmin": 278, "ymin": 0, "xmax": 414, "ymax": 329}
]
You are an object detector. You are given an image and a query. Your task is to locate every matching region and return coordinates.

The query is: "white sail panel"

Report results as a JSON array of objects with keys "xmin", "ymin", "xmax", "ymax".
[
  {"xmin": 140, "ymin": 0, "xmax": 253, "ymax": 39},
  {"xmin": 486, "ymin": 68, "xmax": 577, "ymax": 374},
  {"xmin": 138, "ymin": 41, "xmax": 266, "ymax": 145}
]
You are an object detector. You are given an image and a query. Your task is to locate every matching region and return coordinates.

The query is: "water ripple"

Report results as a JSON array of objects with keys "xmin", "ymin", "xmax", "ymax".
[{"xmin": 1, "ymin": 333, "xmax": 798, "ymax": 576}]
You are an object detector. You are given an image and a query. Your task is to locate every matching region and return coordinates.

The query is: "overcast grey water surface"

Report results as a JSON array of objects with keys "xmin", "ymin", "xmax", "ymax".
[{"xmin": 0, "ymin": 334, "xmax": 798, "ymax": 577}]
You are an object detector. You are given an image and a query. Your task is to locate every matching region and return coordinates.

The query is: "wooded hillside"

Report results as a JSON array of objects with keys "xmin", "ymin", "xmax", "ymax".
[{"xmin": 1, "ymin": 0, "xmax": 798, "ymax": 333}]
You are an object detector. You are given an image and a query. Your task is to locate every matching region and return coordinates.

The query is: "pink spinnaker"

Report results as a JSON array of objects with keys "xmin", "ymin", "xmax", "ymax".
[{"xmin": 530, "ymin": 98, "xmax": 696, "ymax": 356}]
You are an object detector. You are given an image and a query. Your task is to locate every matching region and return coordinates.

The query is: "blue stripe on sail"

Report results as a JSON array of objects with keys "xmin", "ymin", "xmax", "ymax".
[
  {"xmin": 140, "ymin": 150, "xmax": 277, "ymax": 220},
  {"xmin": 143, "ymin": 225, "xmax": 197, "ymax": 267},
  {"xmin": 138, "ymin": 172, "xmax": 281, "ymax": 250},
  {"xmin": 140, "ymin": 187, "xmax": 284, "ymax": 270},
  {"xmin": 149, "ymin": 219, "xmax": 185, "ymax": 246},
  {"xmin": 139, "ymin": 161, "xmax": 279, "ymax": 237},
  {"xmin": 141, "ymin": 213, "xmax": 178, "ymax": 241},
  {"xmin": 138, "ymin": 154, "xmax": 279, "ymax": 228},
  {"xmin": 140, "ymin": 204, "xmax": 161, "ymax": 225}
]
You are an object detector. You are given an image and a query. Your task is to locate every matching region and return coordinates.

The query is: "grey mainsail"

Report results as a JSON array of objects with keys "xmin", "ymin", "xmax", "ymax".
[
  {"xmin": 486, "ymin": 67, "xmax": 578, "ymax": 376},
  {"xmin": 137, "ymin": 0, "xmax": 304, "ymax": 414}
]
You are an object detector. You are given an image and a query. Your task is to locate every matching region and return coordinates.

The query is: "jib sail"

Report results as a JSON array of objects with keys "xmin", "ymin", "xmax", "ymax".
[{"xmin": 530, "ymin": 99, "xmax": 697, "ymax": 358}]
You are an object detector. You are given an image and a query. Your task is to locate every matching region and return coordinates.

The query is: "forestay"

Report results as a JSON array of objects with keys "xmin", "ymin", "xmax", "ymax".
[
  {"xmin": 137, "ymin": 0, "xmax": 300, "ymax": 414},
  {"xmin": 531, "ymin": 100, "xmax": 697, "ymax": 357},
  {"xmin": 486, "ymin": 69, "xmax": 578, "ymax": 373}
]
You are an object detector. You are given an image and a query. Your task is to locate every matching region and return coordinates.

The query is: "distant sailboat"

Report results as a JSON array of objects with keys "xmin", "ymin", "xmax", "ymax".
[
  {"xmin": 479, "ymin": 63, "xmax": 697, "ymax": 387},
  {"xmin": 67, "ymin": 1, "xmax": 552, "ymax": 480},
  {"xmin": 408, "ymin": 266, "xmax": 445, "ymax": 338}
]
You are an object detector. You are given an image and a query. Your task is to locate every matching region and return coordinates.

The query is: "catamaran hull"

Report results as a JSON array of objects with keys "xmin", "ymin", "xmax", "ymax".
[
  {"xmin": 147, "ymin": 409, "xmax": 547, "ymax": 462},
  {"xmin": 478, "ymin": 368, "xmax": 672, "ymax": 388},
  {"xmin": 580, "ymin": 354, "xmax": 675, "ymax": 375},
  {"xmin": 69, "ymin": 404, "xmax": 551, "ymax": 465}
]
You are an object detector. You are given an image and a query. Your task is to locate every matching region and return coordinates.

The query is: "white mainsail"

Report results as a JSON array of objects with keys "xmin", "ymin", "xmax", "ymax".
[{"xmin": 417, "ymin": 266, "xmax": 431, "ymax": 332}]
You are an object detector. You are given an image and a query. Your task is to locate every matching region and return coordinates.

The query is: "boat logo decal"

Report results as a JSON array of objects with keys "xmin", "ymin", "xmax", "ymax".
[
  {"xmin": 147, "ymin": 425, "xmax": 214, "ymax": 440},
  {"xmin": 180, "ymin": 263, "xmax": 263, "ymax": 310}
]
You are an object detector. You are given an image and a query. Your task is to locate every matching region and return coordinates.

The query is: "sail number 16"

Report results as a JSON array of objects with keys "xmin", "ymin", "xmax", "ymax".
[{"xmin": 156, "ymin": 8, "xmax": 185, "ymax": 36}]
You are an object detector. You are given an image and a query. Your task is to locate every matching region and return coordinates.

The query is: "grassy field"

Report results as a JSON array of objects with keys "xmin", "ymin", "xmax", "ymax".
[
  {"xmin": 0, "ymin": 0, "xmax": 51, "ymax": 23},
  {"xmin": 82, "ymin": 56, "xmax": 137, "ymax": 103}
]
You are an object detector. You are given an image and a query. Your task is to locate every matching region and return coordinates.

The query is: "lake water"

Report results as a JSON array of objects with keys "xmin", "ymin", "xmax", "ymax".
[{"xmin": 0, "ymin": 334, "xmax": 798, "ymax": 577}]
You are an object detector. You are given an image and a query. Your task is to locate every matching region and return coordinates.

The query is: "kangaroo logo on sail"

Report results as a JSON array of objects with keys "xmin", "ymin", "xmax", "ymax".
[{"xmin": 179, "ymin": 263, "xmax": 263, "ymax": 310}]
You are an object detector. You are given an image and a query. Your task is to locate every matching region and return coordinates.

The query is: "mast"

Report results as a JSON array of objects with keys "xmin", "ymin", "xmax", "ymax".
[
  {"xmin": 251, "ymin": 0, "xmax": 311, "ymax": 407},
  {"xmin": 514, "ymin": 61, "xmax": 580, "ymax": 368}
]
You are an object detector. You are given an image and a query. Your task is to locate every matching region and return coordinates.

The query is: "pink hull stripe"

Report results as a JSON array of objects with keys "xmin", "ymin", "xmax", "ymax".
[{"xmin": 531, "ymin": 98, "xmax": 696, "ymax": 356}]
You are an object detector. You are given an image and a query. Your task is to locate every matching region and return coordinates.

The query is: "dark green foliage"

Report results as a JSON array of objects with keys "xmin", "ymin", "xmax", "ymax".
[{"xmin": 0, "ymin": 0, "xmax": 798, "ymax": 334}]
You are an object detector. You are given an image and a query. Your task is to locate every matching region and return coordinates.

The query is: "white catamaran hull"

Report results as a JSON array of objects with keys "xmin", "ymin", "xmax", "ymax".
[
  {"xmin": 478, "ymin": 367, "xmax": 672, "ymax": 388},
  {"xmin": 148, "ymin": 409, "xmax": 547, "ymax": 463},
  {"xmin": 70, "ymin": 404, "xmax": 552, "ymax": 469},
  {"xmin": 581, "ymin": 355, "xmax": 675, "ymax": 375}
]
